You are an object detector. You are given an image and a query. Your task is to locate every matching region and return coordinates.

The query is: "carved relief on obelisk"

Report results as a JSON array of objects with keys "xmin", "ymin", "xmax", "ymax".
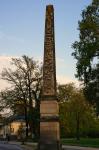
[
  {"xmin": 39, "ymin": 5, "xmax": 60, "ymax": 150},
  {"xmin": 42, "ymin": 4, "xmax": 56, "ymax": 96}
]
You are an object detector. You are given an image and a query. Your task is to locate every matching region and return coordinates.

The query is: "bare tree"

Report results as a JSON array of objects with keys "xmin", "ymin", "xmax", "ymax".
[{"xmin": 0, "ymin": 55, "xmax": 42, "ymax": 138}]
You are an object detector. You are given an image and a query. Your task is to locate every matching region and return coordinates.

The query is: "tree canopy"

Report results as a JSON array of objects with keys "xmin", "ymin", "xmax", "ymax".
[
  {"xmin": 72, "ymin": 0, "xmax": 99, "ymax": 83},
  {"xmin": 72, "ymin": 0, "xmax": 99, "ymax": 114},
  {"xmin": 58, "ymin": 83, "xmax": 99, "ymax": 139}
]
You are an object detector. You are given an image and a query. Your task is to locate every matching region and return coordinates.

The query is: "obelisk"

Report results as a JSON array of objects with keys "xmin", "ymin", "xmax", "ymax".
[{"xmin": 39, "ymin": 5, "xmax": 60, "ymax": 150}]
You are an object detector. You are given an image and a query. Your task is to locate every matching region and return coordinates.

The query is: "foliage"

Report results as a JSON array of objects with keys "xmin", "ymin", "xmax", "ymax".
[
  {"xmin": 83, "ymin": 63, "xmax": 99, "ymax": 115},
  {"xmin": 57, "ymin": 83, "xmax": 76, "ymax": 102},
  {"xmin": 72, "ymin": 0, "xmax": 99, "ymax": 114},
  {"xmin": 58, "ymin": 84, "xmax": 99, "ymax": 139},
  {"xmin": 72, "ymin": 0, "xmax": 99, "ymax": 83}
]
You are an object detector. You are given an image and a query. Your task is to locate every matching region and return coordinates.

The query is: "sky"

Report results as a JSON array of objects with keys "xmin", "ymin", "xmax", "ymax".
[{"xmin": 0, "ymin": 0, "xmax": 92, "ymax": 90}]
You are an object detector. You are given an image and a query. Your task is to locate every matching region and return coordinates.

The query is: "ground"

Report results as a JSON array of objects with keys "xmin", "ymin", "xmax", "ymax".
[
  {"xmin": 0, "ymin": 141, "xmax": 36, "ymax": 150},
  {"xmin": 0, "ymin": 140, "xmax": 99, "ymax": 150},
  {"xmin": 0, "ymin": 142, "xmax": 22, "ymax": 150}
]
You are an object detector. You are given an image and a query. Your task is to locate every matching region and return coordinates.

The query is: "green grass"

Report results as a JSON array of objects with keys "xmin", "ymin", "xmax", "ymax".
[{"xmin": 61, "ymin": 138, "xmax": 99, "ymax": 148}]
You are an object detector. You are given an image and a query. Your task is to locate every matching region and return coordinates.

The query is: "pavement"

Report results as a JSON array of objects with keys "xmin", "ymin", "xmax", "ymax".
[
  {"xmin": 0, "ymin": 141, "xmax": 36, "ymax": 150},
  {"xmin": 0, "ymin": 141, "xmax": 99, "ymax": 150},
  {"xmin": 9, "ymin": 141, "xmax": 37, "ymax": 150},
  {"xmin": 0, "ymin": 141, "xmax": 23, "ymax": 150}
]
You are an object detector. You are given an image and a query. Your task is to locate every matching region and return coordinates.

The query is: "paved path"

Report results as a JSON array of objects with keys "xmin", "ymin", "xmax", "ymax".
[
  {"xmin": 1, "ymin": 141, "xmax": 99, "ymax": 150},
  {"xmin": 0, "ymin": 142, "xmax": 23, "ymax": 150},
  {"xmin": 62, "ymin": 145, "xmax": 99, "ymax": 150}
]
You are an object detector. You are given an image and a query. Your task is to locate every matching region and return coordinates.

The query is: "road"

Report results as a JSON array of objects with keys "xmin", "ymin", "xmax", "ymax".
[{"xmin": 0, "ymin": 142, "xmax": 23, "ymax": 150}]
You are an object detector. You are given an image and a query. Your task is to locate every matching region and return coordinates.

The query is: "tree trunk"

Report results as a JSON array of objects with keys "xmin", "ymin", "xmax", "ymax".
[
  {"xmin": 33, "ymin": 91, "xmax": 40, "ymax": 139},
  {"xmin": 28, "ymin": 83, "xmax": 34, "ymax": 138},
  {"xmin": 76, "ymin": 113, "xmax": 80, "ymax": 141},
  {"xmin": 24, "ymin": 99, "xmax": 28, "ymax": 138}
]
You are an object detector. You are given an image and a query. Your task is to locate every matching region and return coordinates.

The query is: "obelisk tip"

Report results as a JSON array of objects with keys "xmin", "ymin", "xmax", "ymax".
[{"xmin": 46, "ymin": 4, "xmax": 54, "ymax": 10}]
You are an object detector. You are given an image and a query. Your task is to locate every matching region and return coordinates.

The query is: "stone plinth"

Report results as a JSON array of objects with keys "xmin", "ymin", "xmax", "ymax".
[
  {"xmin": 39, "ymin": 121, "xmax": 60, "ymax": 150},
  {"xmin": 40, "ymin": 100, "xmax": 60, "ymax": 149}
]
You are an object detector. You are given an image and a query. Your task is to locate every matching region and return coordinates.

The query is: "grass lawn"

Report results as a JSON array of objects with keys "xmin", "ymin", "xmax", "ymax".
[{"xmin": 61, "ymin": 138, "xmax": 99, "ymax": 148}]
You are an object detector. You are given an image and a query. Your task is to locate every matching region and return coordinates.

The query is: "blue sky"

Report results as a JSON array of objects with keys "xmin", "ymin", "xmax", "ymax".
[{"xmin": 0, "ymin": 0, "xmax": 92, "ymax": 87}]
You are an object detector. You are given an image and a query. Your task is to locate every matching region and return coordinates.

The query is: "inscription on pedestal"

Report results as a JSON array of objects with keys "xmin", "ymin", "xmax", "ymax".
[{"xmin": 40, "ymin": 101, "xmax": 59, "ymax": 117}]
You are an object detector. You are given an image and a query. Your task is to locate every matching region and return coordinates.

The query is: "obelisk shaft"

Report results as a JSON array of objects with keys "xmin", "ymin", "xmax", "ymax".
[
  {"xmin": 43, "ymin": 5, "xmax": 56, "ymax": 97},
  {"xmin": 39, "ymin": 5, "xmax": 60, "ymax": 150}
]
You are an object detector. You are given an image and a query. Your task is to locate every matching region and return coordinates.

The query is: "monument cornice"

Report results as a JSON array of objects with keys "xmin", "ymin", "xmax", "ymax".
[
  {"xmin": 40, "ymin": 116, "xmax": 59, "ymax": 122},
  {"xmin": 41, "ymin": 95, "xmax": 58, "ymax": 101}
]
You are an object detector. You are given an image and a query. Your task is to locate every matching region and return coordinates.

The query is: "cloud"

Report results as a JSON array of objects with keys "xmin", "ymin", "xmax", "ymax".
[
  {"xmin": 0, "ymin": 56, "xmax": 12, "ymax": 90},
  {"xmin": 0, "ymin": 56, "xmax": 12, "ymax": 70},
  {"xmin": 57, "ymin": 75, "xmax": 80, "ymax": 87},
  {"xmin": 0, "ymin": 55, "xmax": 80, "ymax": 91},
  {"xmin": 0, "ymin": 80, "xmax": 10, "ymax": 91}
]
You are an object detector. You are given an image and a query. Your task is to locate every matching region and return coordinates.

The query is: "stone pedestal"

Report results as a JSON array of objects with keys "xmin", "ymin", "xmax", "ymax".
[{"xmin": 39, "ymin": 100, "xmax": 60, "ymax": 150}]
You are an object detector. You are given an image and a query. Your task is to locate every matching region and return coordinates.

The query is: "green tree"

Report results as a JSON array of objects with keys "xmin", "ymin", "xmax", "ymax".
[
  {"xmin": 0, "ymin": 55, "xmax": 42, "ymax": 138},
  {"xmin": 58, "ymin": 84, "xmax": 99, "ymax": 139},
  {"xmin": 72, "ymin": 0, "xmax": 99, "ymax": 113},
  {"xmin": 84, "ymin": 63, "xmax": 99, "ymax": 115},
  {"xmin": 72, "ymin": 0, "xmax": 99, "ymax": 83},
  {"xmin": 57, "ymin": 83, "xmax": 75, "ymax": 102}
]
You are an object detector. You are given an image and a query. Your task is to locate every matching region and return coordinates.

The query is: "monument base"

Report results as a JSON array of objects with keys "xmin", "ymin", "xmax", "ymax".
[
  {"xmin": 38, "ymin": 140, "xmax": 61, "ymax": 150},
  {"xmin": 38, "ymin": 121, "xmax": 61, "ymax": 150},
  {"xmin": 39, "ymin": 99, "xmax": 60, "ymax": 150}
]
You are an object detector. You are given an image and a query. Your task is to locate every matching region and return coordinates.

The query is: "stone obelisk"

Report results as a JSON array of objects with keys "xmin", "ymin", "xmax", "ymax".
[{"xmin": 39, "ymin": 5, "xmax": 60, "ymax": 150}]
